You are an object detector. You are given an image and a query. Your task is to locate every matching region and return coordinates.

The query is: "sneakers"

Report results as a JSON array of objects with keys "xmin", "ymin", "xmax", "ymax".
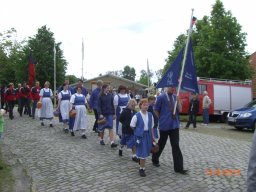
[
  {"xmin": 175, "ymin": 169, "xmax": 188, "ymax": 175},
  {"xmin": 81, "ymin": 134, "xmax": 87, "ymax": 139},
  {"xmin": 139, "ymin": 169, "xmax": 146, "ymax": 177},
  {"xmin": 119, "ymin": 149, "xmax": 123, "ymax": 156},
  {"xmin": 132, "ymin": 156, "xmax": 139, "ymax": 163},
  {"xmin": 111, "ymin": 143, "xmax": 118, "ymax": 148},
  {"xmin": 100, "ymin": 140, "xmax": 105, "ymax": 145},
  {"xmin": 41, "ymin": 122, "xmax": 44, "ymax": 126},
  {"xmin": 71, "ymin": 132, "xmax": 75, "ymax": 136}
]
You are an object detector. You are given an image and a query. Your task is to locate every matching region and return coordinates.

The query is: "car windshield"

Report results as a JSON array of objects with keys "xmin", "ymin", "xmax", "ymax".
[{"xmin": 245, "ymin": 100, "xmax": 256, "ymax": 108}]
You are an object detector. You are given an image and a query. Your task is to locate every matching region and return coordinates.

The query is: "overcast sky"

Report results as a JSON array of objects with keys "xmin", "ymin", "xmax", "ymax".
[{"xmin": 1, "ymin": 0, "xmax": 255, "ymax": 82}]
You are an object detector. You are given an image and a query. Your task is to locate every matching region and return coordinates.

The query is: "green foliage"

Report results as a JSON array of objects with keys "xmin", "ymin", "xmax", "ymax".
[
  {"xmin": 65, "ymin": 75, "xmax": 78, "ymax": 84},
  {"xmin": 136, "ymin": 69, "xmax": 153, "ymax": 86},
  {"xmin": 122, "ymin": 65, "xmax": 136, "ymax": 81},
  {"xmin": 26, "ymin": 25, "xmax": 68, "ymax": 87},
  {"xmin": 162, "ymin": 0, "xmax": 251, "ymax": 81}
]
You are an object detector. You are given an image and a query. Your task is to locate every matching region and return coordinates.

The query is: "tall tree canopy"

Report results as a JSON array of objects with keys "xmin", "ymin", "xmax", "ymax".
[
  {"xmin": 163, "ymin": 0, "xmax": 251, "ymax": 80},
  {"xmin": 24, "ymin": 25, "xmax": 68, "ymax": 88},
  {"xmin": 122, "ymin": 65, "xmax": 136, "ymax": 81}
]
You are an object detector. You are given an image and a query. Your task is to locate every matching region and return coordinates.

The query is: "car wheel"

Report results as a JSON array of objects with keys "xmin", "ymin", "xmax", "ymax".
[{"xmin": 252, "ymin": 121, "xmax": 256, "ymax": 132}]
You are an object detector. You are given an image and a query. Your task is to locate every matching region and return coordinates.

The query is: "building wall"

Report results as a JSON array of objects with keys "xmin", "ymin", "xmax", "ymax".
[{"xmin": 250, "ymin": 52, "xmax": 256, "ymax": 99}]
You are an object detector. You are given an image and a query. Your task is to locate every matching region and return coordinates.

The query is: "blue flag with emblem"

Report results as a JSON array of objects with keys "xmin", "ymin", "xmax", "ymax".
[
  {"xmin": 156, "ymin": 38, "xmax": 198, "ymax": 93},
  {"xmin": 156, "ymin": 47, "xmax": 184, "ymax": 88},
  {"xmin": 181, "ymin": 39, "xmax": 199, "ymax": 93}
]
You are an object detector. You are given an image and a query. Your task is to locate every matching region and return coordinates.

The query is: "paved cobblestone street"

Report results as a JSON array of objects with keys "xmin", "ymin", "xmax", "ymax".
[{"xmin": 0, "ymin": 111, "xmax": 252, "ymax": 192}]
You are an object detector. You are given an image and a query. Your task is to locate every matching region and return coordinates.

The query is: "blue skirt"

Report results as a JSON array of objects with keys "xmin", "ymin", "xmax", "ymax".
[
  {"xmin": 136, "ymin": 131, "xmax": 152, "ymax": 159},
  {"xmin": 97, "ymin": 115, "xmax": 113, "ymax": 132},
  {"xmin": 120, "ymin": 134, "xmax": 135, "ymax": 149}
]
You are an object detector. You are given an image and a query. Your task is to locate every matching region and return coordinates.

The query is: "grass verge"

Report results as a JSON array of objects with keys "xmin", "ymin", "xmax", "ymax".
[{"xmin": 0, "ymin": 145, "xmax": 14, "ymax": 192}]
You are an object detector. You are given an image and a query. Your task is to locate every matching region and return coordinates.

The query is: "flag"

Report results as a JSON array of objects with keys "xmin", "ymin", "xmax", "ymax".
[
  {"xmin": 181, "ymin": 38, "xmax": 199, "ymax": 93},
  {"xmin": 28, "ymin": 52, "xmax": 35, "ymax": 87},
  {"xmin": 156, "ymin": 48, "xmax": 184, "ymax": 88},
  {"xmin": 192, "ymin": 16, "xmax": 197, "ymax": 25}
]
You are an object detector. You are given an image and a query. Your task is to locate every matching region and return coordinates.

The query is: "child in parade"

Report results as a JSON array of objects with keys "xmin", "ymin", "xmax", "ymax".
[
  {"xmin": 114, "ymin": 85, "xmax": 130, "ymax": 137},
  {"xmin": 57, "ymin": 83, "xmax": 71, "ymax": 133},
  {"xmin": 39, "ymin": 81, "xmax": 54, "ymax": 127},
  {"xmin": 147, "ymin": 96, "xmax": 159, "ymax": 140},
  {"xmin": 130, "ymin": 98, "xmax": 154, "ymax": 177},
  {"xmin": 118, "ymin": 99, "xmax": 139, "ymax": 162},
  {"xmin": 69, "ymin": 86, "xmax": 88, "ymax": 139},
  {"xmin": 97, "ymin": 84, "xmax": 118, "ymax": 148}
]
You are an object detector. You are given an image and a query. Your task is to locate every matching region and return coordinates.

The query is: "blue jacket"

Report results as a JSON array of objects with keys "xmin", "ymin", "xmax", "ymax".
[
  {"xmin": 97, "ymin": 93, "xmax": 115, "ymax": 116},
  {"xmin": 89, "ymin": 87, "xmax": 101, "ymax": 109},
  {"xmin": 154, "ymin": 93, "xmax": 180, "ymax": 131}
]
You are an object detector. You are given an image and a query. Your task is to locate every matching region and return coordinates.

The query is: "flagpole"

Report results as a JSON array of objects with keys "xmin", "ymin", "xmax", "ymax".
[
  {"xmin": 82, "ymin": 38, "xmax": 84, "ymax": 80},
  {"xmin": 53, "ymin": 43, "xmax": 57, "ymax": 108},
  {"xmin": 173, "ymin": 9, "xmax": 194, "ymax": 115},
  {"xmin": 147, "ymin": 58, "xmax": 150, "ymax": 88}
]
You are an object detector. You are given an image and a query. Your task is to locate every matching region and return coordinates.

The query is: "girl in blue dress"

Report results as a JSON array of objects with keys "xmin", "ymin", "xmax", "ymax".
[
  {"xmin": 114, "ymin": 85, "xmax": 130, "ymax": 137},
  {"xmin": 130, "ymin": 98, "xmax": 154, "ymax": 177},
  {"xmin": 57, "ymin": 83, "xmax": 71, "ymax": 133}
]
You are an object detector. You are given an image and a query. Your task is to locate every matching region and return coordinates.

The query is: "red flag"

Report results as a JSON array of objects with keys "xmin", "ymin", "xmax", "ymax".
[
  {"xmin": 192, "ymin": 16, "xmax": 197, "ymax": 25},
  {"xmin": 28, "ymin": 53, "xmax": 35, "ymax": 87}
]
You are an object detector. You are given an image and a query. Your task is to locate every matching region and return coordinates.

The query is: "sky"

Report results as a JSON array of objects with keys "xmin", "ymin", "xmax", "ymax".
[{"xmin": 1, "ymin": 0, "xmax": 256, "ymax": 82}]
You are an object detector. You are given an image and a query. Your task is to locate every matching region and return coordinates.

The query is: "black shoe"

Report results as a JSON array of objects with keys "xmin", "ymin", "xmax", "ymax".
[
  {"xmin": 100, "ymin": 140, "xmax": 105, "ymax": 145},
  {"xmin": 64, "ymin": 129, "xmax": 69, "ymax": 134},
  {"xmin": 49, "ymin": 124, "xmax": 53, "ymax": 127},
  {"xmin": 119, "ymin": 149, "xmax": 123, "ymax": 156},
  {"xmin": 175, "ymin": 170, "xmax": 188, "ymax": 175},
  {"xmin": 139, "ymin": 169, "xmax": 146, "ymax": 177},
  {"xmin": 152, "ymin": 162, "xmax": 160, "ymax": 167},
  {"xmin": 71, "ymin": 132, "xmax": 75, "ymax": 136},
  {"xmin": 132, "ymin": 156, "xmax": 139, "ymax": 163},
  {"xmin": 111, "ymin": 143, "xmax": 118, "ymax": 148},
  {"xmin": 41, "ymin": 122, "xmax": 44, "ymax": 126},
  {"xmin": 81, "ymin": 135, "xmax": 87, "ymax": 139},
  {"xmin": 0, "ymin": 166, "xmax": 3, "ymax": 170}
]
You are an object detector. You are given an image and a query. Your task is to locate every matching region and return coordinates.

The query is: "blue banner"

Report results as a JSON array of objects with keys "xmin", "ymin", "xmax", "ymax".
[
  {"xmin": 181, "ymin": 39, "xmax": 199, "ymax": 93},
  {"xmin": 156, "ymin": 48, "xmax": 184, "ymax": 88}
]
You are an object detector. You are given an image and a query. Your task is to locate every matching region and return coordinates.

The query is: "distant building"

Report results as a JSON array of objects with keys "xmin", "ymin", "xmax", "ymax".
[{"xmin": 71, "ymin": 74, "xmax": 147, "ymax": 95}]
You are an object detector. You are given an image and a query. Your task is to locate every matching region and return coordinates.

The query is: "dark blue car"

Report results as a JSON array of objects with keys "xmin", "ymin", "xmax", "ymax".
[{"xmin": 227, "ymin": 100, "xmax": 256, "ymax": 131}]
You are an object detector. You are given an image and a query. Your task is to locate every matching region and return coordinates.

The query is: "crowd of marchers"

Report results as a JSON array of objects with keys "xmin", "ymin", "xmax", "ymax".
[{"xmin": 0, "ymin": 79, "xmax": 190, "ymax": 177}]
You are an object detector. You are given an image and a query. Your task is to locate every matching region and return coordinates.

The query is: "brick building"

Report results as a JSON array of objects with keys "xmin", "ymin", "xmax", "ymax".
[{"xmin": 250, "ymin": 52, "xmax": 256, "ymax": 99}]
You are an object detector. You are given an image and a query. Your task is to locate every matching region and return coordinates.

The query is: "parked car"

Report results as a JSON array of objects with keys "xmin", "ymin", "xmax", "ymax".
[{"xmin": 227, "ymin": 100, "xmax": 256, "ymax": 131}]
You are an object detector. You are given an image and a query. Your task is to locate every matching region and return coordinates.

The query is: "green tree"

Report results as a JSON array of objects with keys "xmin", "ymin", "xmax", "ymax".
[
  {"xmin": 0, "ymin": 28, "xmax": 26, "ymax": 85},
  {"xmin": 137, "ymin": 69, "xmax": 153, "ymax": 86},
  {"xmin": 162, "ymin": 0, "xmax": 251, "ymax": 80},
  {"xmin": 65, "ymin": 75, "xmax": 78, "ymax": 85},
  {"xmin": 122, "ymin": 65, "xmax": 136, "ymax": 81},
  {"xmin": 25, "ymin": 25, "xmax": 67, "ymax": 88},
  {"xmin": 193, "ymin": 0, "xmax": 251, "ymax": 79}
]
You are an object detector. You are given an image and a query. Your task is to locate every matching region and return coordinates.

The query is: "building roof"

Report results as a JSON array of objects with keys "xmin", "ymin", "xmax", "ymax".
[{"xmin": 85, "ymin": 74, "xmax": 147, "ymax": 88}]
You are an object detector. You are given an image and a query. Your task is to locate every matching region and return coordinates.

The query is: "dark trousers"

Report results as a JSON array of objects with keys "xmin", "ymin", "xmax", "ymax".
[
  {"xmin": 93, "ymin": 109, "xmax": 99, "ymax": 131},
  {"xmin": 20, "ymin": 98, "xmax": 31, "ymax": 116},
  {"xmin": 7, "ymin": 101, "xmax": 15, "ymax": 119},
  {"xmin": 152, "ymin": 129, "xmax": 184, "ymax": 172},
  {"xmin": 186, "ymin": 112, "xmax": 197, "ymax": 128},
  {"xmin": 31, "ymin": 100, "xmax": 39, "ymax": 117}
]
